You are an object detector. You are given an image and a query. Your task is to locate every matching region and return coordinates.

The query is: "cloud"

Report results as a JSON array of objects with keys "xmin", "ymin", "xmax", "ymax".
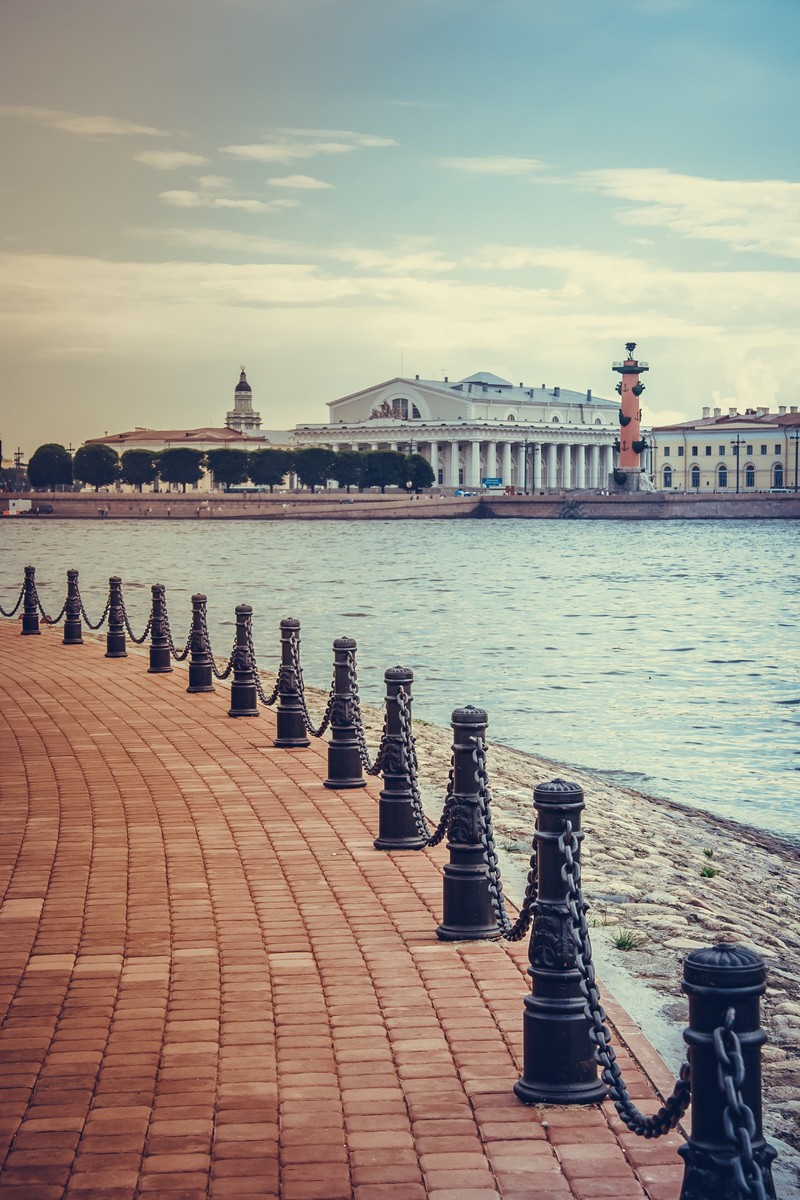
[
  {"xmin": 438, "ymin": 156, "xmax": 547, "ymax": 176},
  {"xmin": 159, "ymin": 190, "xmax": 300, "ymax": 213},
  {"xmin": 196, "ymin": 175, "xmax": 232, "ymax": 189},
  {"xmin": 222, "ymin": 127, "xmax": 396, "ymax": 163},
  {"xmin": 129, "ymin": 227, "xmax": 305, "ymax": 256},
  {"xmin": 580, "ymin": 168, "xmax": 800, "ymax": 258},
  {"xmin": 0, "ymin": 105, "xmax": 169, "ymax": 137},
  {"xmin": 135, "ymin": 150, "xmax": 210, "ymax": 169},
  {"xmin": 267, "ymin": 175, "xmax": 334, "ymax": 190}
]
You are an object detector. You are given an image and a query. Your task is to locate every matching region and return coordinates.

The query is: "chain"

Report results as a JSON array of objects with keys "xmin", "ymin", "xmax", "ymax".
[
  {"xmin": 472, "ymin": 737, "xmax": 537, "ymax": 940},
  {"xmin": 120, "ymin": 592, "xmax": 153, "ymax": 644},
  {"xmin": 160, "ymin": 597, "xmax": 191, "ymax": 661},
  {"xmin": 714, "ymin": 1008, "xmax": 769, "ymax": 1200},
  {"xmin": 32, "ymin": 579, "xmax": 67, "ymax": 625},
  {"xmin": 201, "ymin": 612, "xmax": 236, "ymax": 680},
  {"xmin": 559, "ymin": 821, "xmax": 692, "ymax": 1137},
  {"xmin": 76, "ymin": 584, "xmax": 110, "ymax": 631},
  {"xmin": 0, "ymin": 584, "xmax": 25, "ymax": 618},
  {"xmin": 290, "ymin": 632, "xmax": 334, "ymax": 738},
  {"xmin": 246, "ymin": 621, "xmax": 280, "ymax": 706},
  {"xmin": 347, "ymin": 652, "xmax": 386, "ymax": 774}
]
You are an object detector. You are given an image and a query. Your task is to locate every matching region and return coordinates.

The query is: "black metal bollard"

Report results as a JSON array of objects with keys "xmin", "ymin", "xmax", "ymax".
[
  {"xmin": 679, "ymin": 945, "xmax": 777, "ymax": 1199},
  {"xmin": 373, "ymin": 666, "xmax": 426, "ymax": 849},
  {"xmin": 324, "ymin": 637, "xmax": 366, "ymax": 789},
  {"xmin": 62, "ymin": 569, "xmax": 83, "ymax": 645},
  {"xmin": 148, "ymin": 584, "xmax": 172, "ymax": 674},
  {"xmin": 21, "ymin": 566, "xmax": 40, "ymax": 636},
  {"xmin": 514, "ymin": 779, "xmax": 606, "ymax": 1105},
  {"xmin": 186, "ymin": 594, "xmax": 214, "ymax": 694},
  {"xmin": 435, "ymin": 705, "xmax": 502, "ymax": 940},
  {"xmin": 105, "ymin": 577, "xmax": 127, "ymax": 658},
  {"xmin": 227, "ymin": 604, "xmax": 259, "ymax": 717},
  {"xmin": 274, "ymin": 618, "xmax": 310, "ymax": 747}
]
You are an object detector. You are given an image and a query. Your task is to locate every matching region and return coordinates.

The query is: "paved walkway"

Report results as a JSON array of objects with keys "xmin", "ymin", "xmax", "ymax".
[{"xmin": 0, "ymin": 620, "xmax": 686, "ymax": 1200}]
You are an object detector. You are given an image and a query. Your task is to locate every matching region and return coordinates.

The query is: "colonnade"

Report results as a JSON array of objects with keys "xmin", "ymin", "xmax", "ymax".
[{"xmin": 325, "ymin": 437, "xmax": 616, "ymax": 491}]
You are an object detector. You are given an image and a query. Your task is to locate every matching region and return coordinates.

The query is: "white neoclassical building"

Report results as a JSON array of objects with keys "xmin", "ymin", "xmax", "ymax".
[{"xmin": 294, "ymin": 372, "xmax": 621, "ymax": 490}]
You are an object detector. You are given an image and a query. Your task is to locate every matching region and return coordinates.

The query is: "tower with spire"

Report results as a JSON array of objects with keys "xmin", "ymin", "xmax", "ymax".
[
  {"xmin": 611, "ymin": 342, "xmax": 649, "ymax": 490},
  {"xmin": 225, "ymin": 367, "xmax": 262, "ymax": 433}
]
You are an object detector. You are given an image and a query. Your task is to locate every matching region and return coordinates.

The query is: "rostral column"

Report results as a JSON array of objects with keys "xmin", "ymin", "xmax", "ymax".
[{"xmin": 612, "ymin": 341, "xmax": 649, "ymax": 490}]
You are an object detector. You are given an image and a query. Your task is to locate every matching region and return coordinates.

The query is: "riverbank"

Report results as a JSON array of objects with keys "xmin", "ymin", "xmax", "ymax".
[
  {"xmin": 301, "ymin": 681, "xmax": 800, "ymax": 1184},
  {"xmin": 4, "ymin": 489, "xmax": 800, "ymax": 520}
]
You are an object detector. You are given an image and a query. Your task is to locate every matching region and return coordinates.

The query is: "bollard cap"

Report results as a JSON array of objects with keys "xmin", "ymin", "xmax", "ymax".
[
  {"xmin": 235, "ymin": 603, "xmax": 252, "ymax": 615},
  {"xmin": 68, "ymin": 568, "xmax": 79, "ymax": 578},
  {"xmin": 191, "ymin": 593, "xmax": 207, "ymax": 603},
  {"xmin": 281, "ymin": 617, "xmax": 301, "ymax": 630},
  {"xmin": 109, "ymin": 575, "xmax": 121, "ymax": 584},
  {"xmin": 683, "ymin": 944, "xmax": 766, "ymax": 992},
  {"xmin": 385, "ymin": 664, "xmax": 413, "ymax": 683},
  {"xmin": 334, "ymin": 636, "xmax": 357, "ymax": 649},
  {"xmin": 152, "ymin": 582, "xmax": 165, "ymax": 593},
  {"xmin": 533, "ymin": 778, "xmax": 584, "ymax": 807},
  {"xmin": 451, "ymin": 704, "xmax": 488, "ymax": 727}
]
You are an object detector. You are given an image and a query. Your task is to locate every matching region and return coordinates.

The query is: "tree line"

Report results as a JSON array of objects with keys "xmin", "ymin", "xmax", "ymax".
[{"xmin": 24, "ymin": 443, "xmax": 436, "ymax": 494}]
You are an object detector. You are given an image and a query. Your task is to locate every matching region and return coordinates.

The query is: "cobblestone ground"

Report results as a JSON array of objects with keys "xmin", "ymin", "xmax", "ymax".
[{"xmin": 0, "ymin": 621, "xmax": 685, "ymax": 1199}]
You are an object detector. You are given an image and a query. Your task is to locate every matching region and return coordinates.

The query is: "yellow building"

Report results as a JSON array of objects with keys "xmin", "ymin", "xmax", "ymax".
[{"xmin": 651, "ymin": 406, "xmax": 800, "ymax": 493}]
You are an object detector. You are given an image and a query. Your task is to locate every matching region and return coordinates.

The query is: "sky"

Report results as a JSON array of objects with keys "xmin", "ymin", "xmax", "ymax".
[{"xmin": 2, "ymin": 0, "xmax": 800, "ymax": 456}]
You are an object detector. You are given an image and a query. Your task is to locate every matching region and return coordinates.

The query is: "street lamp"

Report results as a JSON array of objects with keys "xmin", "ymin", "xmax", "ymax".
[
  {"xmin": 791, "ymin": 430, "xmax": 800, "ymax": 493},
  {"xmin": 523, "ymin": 438, "xmax": 529, "ymax": 494},
  {"xmin": 731, "ymin": 434, "xmax": 744, "ymax": 494}
]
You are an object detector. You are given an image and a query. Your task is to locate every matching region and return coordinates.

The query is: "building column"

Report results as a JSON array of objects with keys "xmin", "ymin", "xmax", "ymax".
[
  {"xmin": 589, "ymin": 444, "xmax": 600, "ymax": 489},
  {"xmin": 602, "ymin": 444, "xmax": 613, "ymax": 483},
  {"xmin": 516, "ymin": 444, "xmax": 527, "ymax": 490},
  {"xmin": 370, "ymin": 442, "xmax": 379, "ymax": 451},
  {"xmin": 428, "ymin": 439, "xmax": 439, "ymax": 484},
  {"xmin": 561, "ymin": 443, "xmax": 572, "ymax": 489},
  {"xmin": 484, "ymin": 440, "xmax": 497, "ymax": 482},
  {"xmin": 575, "ymin": 444, "xmax": 586, "ymax": 490},
  {"xmin": 447, "ymin": 441, "xmax": 459, "ymax": 488},
  {"xmin": 468, "ymin": 441, "xmax": 481, "ymax": 487},
  {"xmin": 501, "ymin": 442, "xmax": 512, "ymax": 487},
  {"xmin": 533, "ymin": 444, "xmax": 542, "ymax": 490},
  {"xmin": 547, "ymin": 443, "xmax": 558, "ymax": 489}
]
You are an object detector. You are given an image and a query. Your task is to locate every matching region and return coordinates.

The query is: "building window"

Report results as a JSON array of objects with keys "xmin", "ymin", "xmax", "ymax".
[
  {"xmin": 718, "ymin": 464, "xmax": 728, "ymax": 488},
  {"xmin": 745, "ymin": 465, "xmax": 755, "ymax": 488},
  {"xmin": 773, "ymin": 464, "xmax": 784, "ymax": 488},
  {"xmin": 746, "ymin": 444, "xmax": 753, "ymax": 455},
  {"xmin": 507, "ymin": 413, "xmax": 516, "ymax": 421},
  {"xmin": 663, "ymin": 466, "xmax": 672, "ymax": 488},
  {"xmin": 551, "ymin": 415, "xmax": 560, "ymax": 423},
  {"xmin": 690, "ymin": 466, "xmax": 701, "ymax": 488},
  {"xmin": 663, "ymin": 446, "xmax": 670, "ymax": 457},
  {"xmin": 691, "ymin": 445, "xmax": 699, "ymax": 456},
  {"xmin": 705, "ymin": 446, "xmax": 712, "ymax": 455},
  {"xmin": 719, "ymin": 446, "xmax": 726, "ymax": 456},
  {"xmin": 412, "ymin": 403, "xmax": 421, "ymax": 419},
  {"xmin": 775, "ymin": 444, "xmax": 781, "ymax": 454},
  {"xmin": 678, "ymin": 446, "xmax": 684, "ymax": 457},
  {"xmin": 760, "ymin": 445, "xmax": 767, "ymax": 455}
]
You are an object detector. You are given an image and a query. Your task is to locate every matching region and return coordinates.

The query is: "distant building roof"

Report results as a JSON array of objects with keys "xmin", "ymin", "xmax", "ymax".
[
  {"xmin": 654, "ymin": 408, "xmax": 800, "ymax": 432},
  {"xmin": 88, "ymin": 427, "xmax": 253, "ymax": 446},
  {"xmin": 329, "ymin": 373, "xmax": 616, "ymax": 411}
]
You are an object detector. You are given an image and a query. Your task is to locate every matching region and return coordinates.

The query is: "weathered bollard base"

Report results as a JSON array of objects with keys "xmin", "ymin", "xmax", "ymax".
[
  {"xmin": 678, "ymin": 1145, "xmax": 777, "ymax": 1200},
  {"xmin": 228, "ymin": 681, "xmax": 259, "ymax": 716},
  {"xmin": 435, "ymin": 859, "xmax": 502, "ymax": 940},
  {"xmin": 514, "ymin": 980, "xmax": 607, "ymax": 1105},
  {"xmin": 187, "ymin": 664, "xmax": 214, "ymax": 694}
]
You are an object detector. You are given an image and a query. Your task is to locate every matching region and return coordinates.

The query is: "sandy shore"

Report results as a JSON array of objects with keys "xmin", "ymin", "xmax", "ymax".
[{"xmin": 320, "ymin": 685, "xmax": 800, "ymax": 1189}]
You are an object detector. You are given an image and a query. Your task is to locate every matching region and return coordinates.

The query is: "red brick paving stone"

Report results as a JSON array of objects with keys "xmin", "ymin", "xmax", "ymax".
[{"xmin": 0, "ymin": 625, "xmax": 689, "ymax": 1200}]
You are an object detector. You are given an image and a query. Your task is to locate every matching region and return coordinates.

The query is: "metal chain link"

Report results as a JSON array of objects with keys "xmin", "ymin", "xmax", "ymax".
[
  {"xmin": 0, "ymin": 584, "xmax": 25, "ymax": 618},
  {"xmin": 290, "ymin": 631, "xmax": 335, "ymax": 738},
  {"xmin": 472, "ymin": 736, "xmax": 537, "ymax": 940},
  {"xmin": 160, "ymin": 596, "xmax": 191, "ymax": 661},
  {"xmin": 347, "ymin": 652, "xmax": 386, "ymax": 774},
  {"xmin": 76, "ymin": 584, "xmax": 110, "ymax": 631},
  {"xmin": 714, "ymin": 1008, "xmax": 769, "ymax": 1200},
  {"xmin": 246, "ymin": 621, "xmax": 280, "ymax": 706},
  {"xmin": 559, "ymin": 820, "xmax": 692, "ymax": 1137},
  {"xmin": 200, "ymin": 612, "xmax": 236, "ymax": 680},
  {"xmin": 35, "ymin": 581, "xmax": 67, "ymax": 626},
  {"xmin": 120, "ymin": 592, "xmax": 153, "ymax": 644}
]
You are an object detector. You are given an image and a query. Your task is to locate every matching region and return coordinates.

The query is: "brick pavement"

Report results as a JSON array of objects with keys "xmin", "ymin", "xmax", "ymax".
[{"xmin": 0, "ymin": 620, "xmax": 686, "ymax": 1199}]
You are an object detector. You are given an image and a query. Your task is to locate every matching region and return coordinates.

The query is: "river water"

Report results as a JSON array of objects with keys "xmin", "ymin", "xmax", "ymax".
[{"xmin": 1, "ymin": 518, "xmax": 798, "ymax": 842}]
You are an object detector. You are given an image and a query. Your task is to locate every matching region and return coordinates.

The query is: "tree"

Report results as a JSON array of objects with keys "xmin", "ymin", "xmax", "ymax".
[
  {"xmin": 248, "ymin": 448, "xmax": 294, "ymax": 493},
  {"xmin": 120, "ymin": 449, "xmax": 158, "ymax": 493},
  {"xmin": 26, "ymin": 443, "xmax": 73, "ymax": 490},
  {"xmin": 361, "ymin": 450, "xmax": 406, "ymax": 493},
  {"xmin": 404, "ymin": 453, "xmax": 435, "ymax": 492},
  {"xmin": 331, "ymin": 450, "xmax": 365, "ymax": 494},
  {"xmin": 72, "ymin": 444, "xmax": 120, "ymax": 492},
  {"xmin": 157, "ymin": 448, "xmax": 205, "ymax": 493},
  {"xmin": 293, "ymin": 447, "xmax": 337, "ymax": 493},
  {"xmin": 206, "ymin": 448, "xmax": 250, "ymax": 491}
]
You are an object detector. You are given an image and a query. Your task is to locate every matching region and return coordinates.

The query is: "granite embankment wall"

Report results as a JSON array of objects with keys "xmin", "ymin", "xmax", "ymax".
[{"xmin": 4, "ymin": 490, "xmax": 800, "ymax": 520}]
